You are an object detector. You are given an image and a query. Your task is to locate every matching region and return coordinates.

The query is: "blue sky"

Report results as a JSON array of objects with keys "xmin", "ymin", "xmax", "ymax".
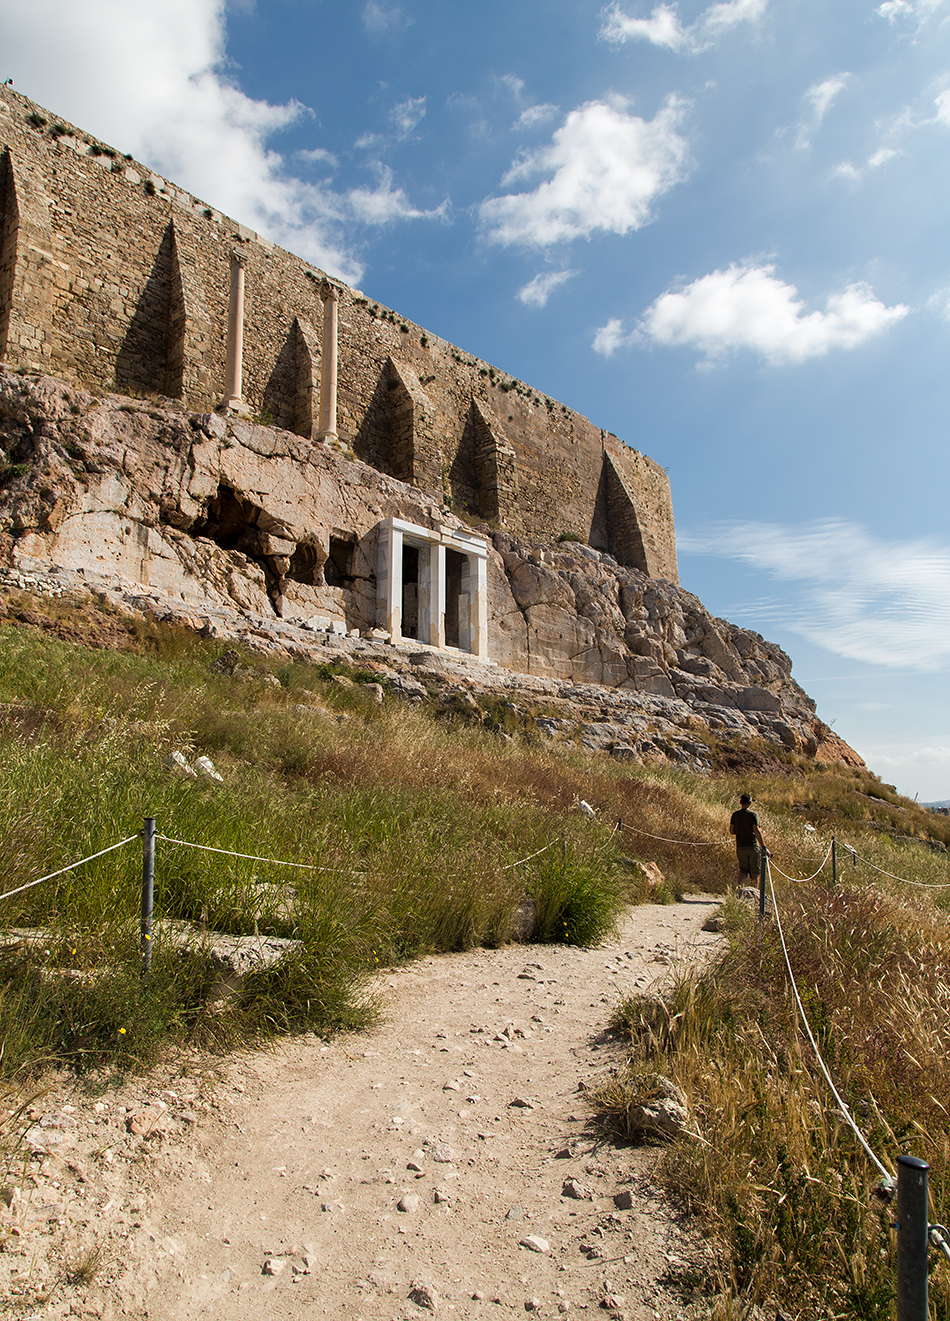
[{"xmin": 2, "ymin": 0, "xmax": 949, "ymax": 798}]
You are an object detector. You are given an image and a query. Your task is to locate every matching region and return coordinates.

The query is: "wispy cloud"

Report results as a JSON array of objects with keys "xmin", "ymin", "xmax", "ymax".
[
  {"xmin": 515, "ymin": 103, "xmax": 560, "ymax": 130},
  {"xmin": 833, "ymin": 147, "xmax": 900, "ymax": 181},
  {"xmin": 679, "ymin": 519, "xmax": 950, "ymax": 670},
  {"xmin": 600, "ymin": 0, "xmax": 767, "ymax": 54},
  {"xmin": 362, "ymin": 1, "xmax": 411, "ymax": 35},
  {"xmin": 927, "ymin": 286, "xmax": 950, "ymax": 319},
  {"xmin": 593, "ymin": 263, "xmax": 908, "ymax": 363},
  {"xmin": 517, "ymin": 270, "xmax": 577, "ymax": 307},
  {"xmin": 297, "ymin": 147, "xmax": 339, "ymax": 169},
  {"xmin": 592, "ymin": 318, "xmax": 630, "ymax": 356},
  {"xmin": 391, "ymin": 95, "xmax": 427, "ymax": 137},
  {"xmin": 346, "ymin": 164, "xmax": 447, "ymax": 224},
  {"xmin": 356, "ymin": 95, "xmax": 427, "ymax": 149},
  {"xmin": 0, "ymin": 0, "xmax": 439, "ymax": 285},
  {"xmin": 876, "ymin": 0, "xmax": 949, "ymax": 25},
  {"xmin": 480, "ymin": 96, "xmax": 689, "ymax": 247},
  {"xmin": 796, "ymin": 74, "xmax": 849, "ymax": 150}
]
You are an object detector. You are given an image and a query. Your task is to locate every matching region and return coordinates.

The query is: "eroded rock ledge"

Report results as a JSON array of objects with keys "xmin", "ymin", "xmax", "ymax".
[{"xmin": 0, "ymin": 371, "xmax": 862, "ymax": 773}]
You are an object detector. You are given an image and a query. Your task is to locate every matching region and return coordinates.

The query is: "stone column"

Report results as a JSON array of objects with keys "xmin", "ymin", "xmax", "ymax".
[
  {"xmin": 470, "ymin": 552, "xmax": 489, "ymax": 659},
  {"xmin": 429, "ymin": 542, "xmax": 446, "ymax": 649},
  {"xmin": 318, "ymin": 281, "xmax": 339, "ymax": 442},
  {"xmin": 224, "ymin": 251, "xmax": 248, "ymax": 413},
  {"xmin": 376, "ymin": 520, "xmax": 403, "ymax": 640}
]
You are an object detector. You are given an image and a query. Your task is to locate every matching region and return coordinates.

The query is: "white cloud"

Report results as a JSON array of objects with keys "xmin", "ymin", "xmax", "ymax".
[
  {"xmin": 517, "ymin": 270, "xmax": 577, "ymax": 307},
  {"xmin": 806, "ymin": 76, "xmax": 849, "ymax": 124},
  {"xmin": 346, "ymin": 164, "xmax": 446, "ymax": 224},
  {"xmin": 298, "ymin": 147, "xmax": 339, "ymax": 168},
  {"xmin": 601, "ymin": 3, "xmax": 687, "ymax": 49},
  {"xmin": 592, "ymin": 317, "xmax": 636, "ymax": 356},
  {"xmin": 515, "ymin": 104, "xmax": 560, "ymax": 130},
  {"xmin": 631, "ymin": 263, "xmax": 908, "ymax": 364},
  {"xmin": 362, "ymin": 1, "xmax": 410, "ymax": 35},
  {"xmin": 391, "ymin": 96, "xmax": 427, "ymax": 138},
  {"xmin": 834, "ymin": 146, "xmax": 899, "ymax": 180},
  {"xmin": 934, "ymin": 88, "xmax": 950, "ymax": 125},
  {"xmin": 0, "ymin": 0, "xmax": 436, "ymax": 285},
  {"xmin": 600, "ymin": 0, "xmax": 767, "ymax": 54},
  {"xmin": 356, "ymin": 96, "xmax": 427, "ymax": 151},
  {"xmin": 876, "ymin": 0, "xmax": 948, "ymax": 23},
  {"xmin": 679, "ymin": 520, "xmax": 950, "ymax": 671},
  {"xmin": 497, "ymin": 76, "xmax": 560, "ymax": 132},
  {"xmin": 480, "ymin": 96, "xmax": 689, "ymax": 247},
  {"xmin": 796, "ymin": 75, "xmax": 849, "ymax": 150},
  {"xmin": 927, "ymin": 287, "xmax": 950, "ymax": 319}
]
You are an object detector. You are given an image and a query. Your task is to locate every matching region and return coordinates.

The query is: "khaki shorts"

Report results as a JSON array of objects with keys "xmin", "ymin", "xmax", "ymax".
[{"xmin": 736, "ymin": 845, "xmax": 760, "ymax": 879}]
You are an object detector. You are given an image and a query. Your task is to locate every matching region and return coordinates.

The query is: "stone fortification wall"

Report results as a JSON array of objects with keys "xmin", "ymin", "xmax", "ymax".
[{"xmin": 0, "ymin": 86, "xmax": 677, "ymax": 583}]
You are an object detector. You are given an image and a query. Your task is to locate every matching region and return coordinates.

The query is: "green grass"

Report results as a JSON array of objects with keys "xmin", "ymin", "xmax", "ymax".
[
  {"xmin": 4, "ymin": 594, "xmax": 950, "ymax": 1321},
  {"xmin": 0, "ymin": 609, "xmax": 639, "ymax": 1075}
]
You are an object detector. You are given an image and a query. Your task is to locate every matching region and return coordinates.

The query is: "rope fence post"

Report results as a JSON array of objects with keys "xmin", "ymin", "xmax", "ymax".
[
  {"xmin": 831, "ymin": 836, "xmax": 837, "ymax": 888},
  {"xmin": 759, "ymin": 847, "xmax": 769, "ymax": 922},
  {"xmin": 141, "ymin": 817, "xmax": 155, "ymax": 976},
  {"xmin": 896, "ymin": 1155, "xmax": 929, "ymax": 1321}
]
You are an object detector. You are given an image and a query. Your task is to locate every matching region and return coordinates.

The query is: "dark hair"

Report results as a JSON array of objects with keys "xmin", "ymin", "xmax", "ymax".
[{"xmin": 740, "ymin": 793, "xmax": 752, "ymax": 805}]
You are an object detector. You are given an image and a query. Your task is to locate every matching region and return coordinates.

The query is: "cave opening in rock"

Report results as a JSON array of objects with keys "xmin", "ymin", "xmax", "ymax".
[
  {"xmin": 287, "ymin": 541, "xmax": 322, "ymax": 587},
  {"xmin": 193, "ymin": 483, "xmax": 257, "ymax": 551},
  {"xmin": 324, "ymin": 534, "xmax": 356, "ymax": 589}
]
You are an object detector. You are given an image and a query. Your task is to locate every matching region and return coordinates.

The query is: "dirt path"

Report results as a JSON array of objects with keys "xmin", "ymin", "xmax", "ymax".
[{"xmin": 3, "ymin": 899, "xmax": 722, "ymax": 1321}]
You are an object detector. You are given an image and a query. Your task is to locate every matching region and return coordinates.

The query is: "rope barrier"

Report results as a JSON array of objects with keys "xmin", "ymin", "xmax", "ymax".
[
  {"xmin": 843, "ymin": 845, "xmax": 950, "ymax": 890},
  {"xmin": 156, "ymin": 834, "xmax": 366, "ymax": 876},
  {"xmin": 768, "ymin": 842, "xmax": 834, "ymax": 885},
  {"xmin": 500, "ymin": 840, "xmax": 558, "ymax": 870},
  {"xmin": 617, "ymin": 820, "xmax": 724, "ymax": 848},
  {"xmin": 766, "ymin": 860, "xmax": 891, "ymax": 1180},
  {"xmin": 930, "ymin": 1225, "xmax": 950, "ymax": 1265},
  {"xmin": 162, "ymin": 832, "xmax": 560, "ymax": 877},
  {"xmin": 0, "ymin": 835, "xmax": 140, "ymax": 904}
]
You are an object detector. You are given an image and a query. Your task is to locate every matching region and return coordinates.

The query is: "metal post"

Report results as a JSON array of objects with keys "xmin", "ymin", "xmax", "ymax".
[
  {"xmin": 759, "ymin": 847, "xmax": 768, "ymax": 921},
  {"xmin": 561, "ymin": 835, "xmax": 567, "ymax": 868},
  {"xmin": 831, "ymin": 836, "xmax": 837, "ymax": 887},
  {"xmin": 896, "ymin": 1155, "xmax": 929, "ymax": 1321},
  {"xmin": 141, "ymin": 817, "xmax": 155, "ymax": 976}
]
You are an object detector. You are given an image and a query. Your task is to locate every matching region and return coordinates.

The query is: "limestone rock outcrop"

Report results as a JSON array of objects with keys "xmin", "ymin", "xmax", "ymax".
[{"xmin": 0, "ymin": 371, "xmax": 861, "ymax": 772}]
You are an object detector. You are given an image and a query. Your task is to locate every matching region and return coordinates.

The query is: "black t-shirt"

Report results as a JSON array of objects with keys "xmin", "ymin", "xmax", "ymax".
[{"xmin": 730, "ymin": 808, "xmax": 759, "ymax": 848}]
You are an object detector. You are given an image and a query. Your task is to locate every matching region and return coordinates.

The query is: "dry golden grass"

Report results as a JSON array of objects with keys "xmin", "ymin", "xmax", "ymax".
[{"xmin": 598, "ymin": 881, "xmax": 950, "ymax": 1318}]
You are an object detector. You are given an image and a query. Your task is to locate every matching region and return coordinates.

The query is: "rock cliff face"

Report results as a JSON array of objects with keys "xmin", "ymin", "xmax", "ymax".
[{"xmin": 0, "ymin": 371, "xmax": 861, "ymax": 772}]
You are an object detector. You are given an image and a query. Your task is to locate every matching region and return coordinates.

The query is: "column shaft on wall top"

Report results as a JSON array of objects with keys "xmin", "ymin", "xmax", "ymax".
[
  {"xmin": 224, "ymin": 251, "xmax": 248, "ymax": 413},
  {"xmin": 318, "ymin": 281, "xmax": 339, "ymax": 442}
]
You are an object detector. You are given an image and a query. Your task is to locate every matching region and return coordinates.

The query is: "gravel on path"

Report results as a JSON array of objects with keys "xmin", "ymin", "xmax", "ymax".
[{"xmin": 1, "ymin": 898, "xmax": 723, "ymax": 1321}]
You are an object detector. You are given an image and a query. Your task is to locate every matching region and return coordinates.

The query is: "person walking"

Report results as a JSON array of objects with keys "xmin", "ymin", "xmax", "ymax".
[{"xmin": 729, "ymin": 792, "xmax": 766, "ymax": 882}]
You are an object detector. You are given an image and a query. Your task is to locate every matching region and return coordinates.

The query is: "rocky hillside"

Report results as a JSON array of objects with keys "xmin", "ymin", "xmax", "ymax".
[{"xmin": 0, "ymin": 369, "xmax": 861, "ymax": 774}]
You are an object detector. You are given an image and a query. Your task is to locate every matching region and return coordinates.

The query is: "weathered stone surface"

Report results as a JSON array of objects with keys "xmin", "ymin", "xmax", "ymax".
[
  {"xmin": 154, "ymin": 920, "xmax": 302, "ymax": 1001},
  {"xmin": 408, "ymin": 1280, "xmax": 440, "ymax": 1310},
  {"xmin": 0, "ymin": 366, "xmax": 860, "ymax": 773},
  {"xmin": 0, "ymin": 84, "xmax": 677, "ymax": 582},
  {"xmin": 622, "ymin": 1077, "xmax": 689, "ymax": 1141}
]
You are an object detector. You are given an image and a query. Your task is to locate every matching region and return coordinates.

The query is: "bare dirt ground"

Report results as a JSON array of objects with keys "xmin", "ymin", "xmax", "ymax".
[{"xmin": 2, "ymin": 898, "xmax": 724, "ymax": 1321}]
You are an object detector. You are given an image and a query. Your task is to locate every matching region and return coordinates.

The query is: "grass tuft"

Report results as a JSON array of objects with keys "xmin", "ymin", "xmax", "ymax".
[{"xmin": 597, "ymin": 882, "xmax": 950, "ymax": 1318}]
